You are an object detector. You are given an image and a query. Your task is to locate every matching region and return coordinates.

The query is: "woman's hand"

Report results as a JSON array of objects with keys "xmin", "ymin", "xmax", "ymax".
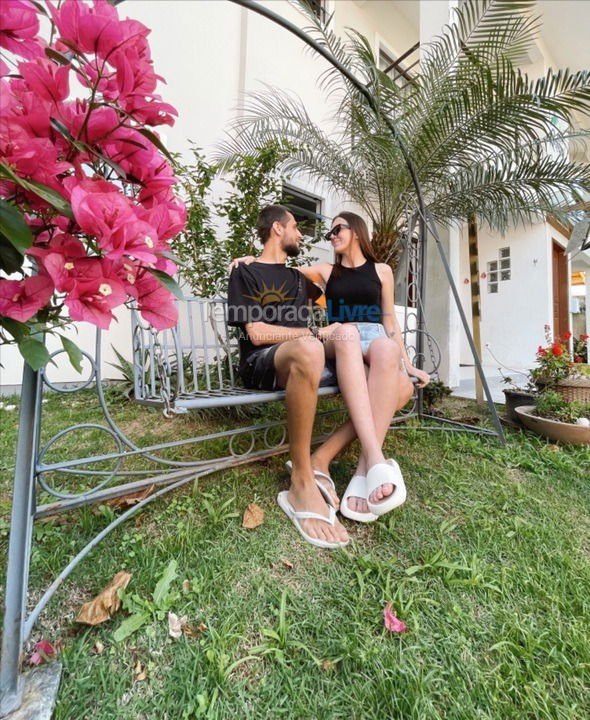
[
  {"xmin": 227, "ymin": 255, "xmax": 256, "ymax": 273},
  {"xmin": 406, "ymin": 365, "xmax": 431, "ymax": 388}
]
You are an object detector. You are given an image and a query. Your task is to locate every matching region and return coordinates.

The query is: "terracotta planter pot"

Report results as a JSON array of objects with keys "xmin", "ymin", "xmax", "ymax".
[
  {"xmin": 515, "ymin": 405, "xmax": 590, "ymax": 445},
  {"xmin": 502, "ymin": 389, "xmax": 537, "ymax": 427}
]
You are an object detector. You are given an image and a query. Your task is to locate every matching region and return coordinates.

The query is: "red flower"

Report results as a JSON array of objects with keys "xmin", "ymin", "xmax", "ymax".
[
  {"xmin": 581, "ymin": 334, "xmax": 589, "ymax": 342},
  {"xmin": 537, "ymin": 346, "xmax": 547, "ymax": 357},
  {"xmin": 562, "ymin": 331, "xmax": 572, "ymax": 341},
  {"xmin": 575, "ymin": 356, "xmax": 584, "ymax": 363},
  {"xmin": 551, "ymin": 342, "xmax": 564, "ymax": 357}
]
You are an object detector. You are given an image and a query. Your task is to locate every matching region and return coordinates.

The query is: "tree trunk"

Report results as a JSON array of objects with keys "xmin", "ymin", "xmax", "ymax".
[{"xmin": 468, "ymin": 215, "xmax": 484, "ymax": 406}]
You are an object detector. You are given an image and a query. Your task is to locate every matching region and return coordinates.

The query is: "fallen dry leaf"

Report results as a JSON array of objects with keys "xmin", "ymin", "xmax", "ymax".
[
  {"xmin": 134, "ymin": 660, "xmax": 146, "ymax": 682},
  {"xmin": 181, "ymin": 621, "xmax": 207, "ymax": 637},
  {"xmin": 547, "ymin": 444, "xmax": 561, "ymax": 453},
  {"xmin": 76, "ymin": 571, "xmax": 132, "ymax": 626},
  {"xmin": 281, "ymin": 559, "xmax": 294, "ymax": 570},
  {"xmin": 242, "ymin": 503, "xmax": 265, "ymax": 529},
  {"xmin": 182, "ymin": 579, "xmax": 191, "ymax": 594},
  {"xmin": 93, "ymin": 641, "xmax": 105, "ymax": 655},
  {"xmin": 168, "ymin": 612, "xmax": 188, "ymax": 639},
  {"xmin": 320, "ymin": 660, "xmax": 335, "ymax": 672},
  {"xmin": 106, "ymin": 485, "xmax": 155, "ymax": 511}
]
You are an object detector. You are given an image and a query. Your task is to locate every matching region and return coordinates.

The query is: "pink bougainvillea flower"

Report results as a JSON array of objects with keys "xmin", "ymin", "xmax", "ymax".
[
  {"xmin": 108, "ymin": 218, "xmax": 159, "ymax": 264},
  {"xmin": 45, "ymin": 0, "xmax": 120, "ymax": 57},
  {"xmin": 0, "ymin": 0, "xmax": 45, "ymax": 60},
  {"xmin": 29, "ymin": 234, "xmax": 94, "ymax": 292},
  {"xmin": 139, "ymin": 199, "xmax": 187, "ymax": 242},
  {"xmin": 18, "ymin": 56, "xmax": 70, "ymax": 105},
  {"xmin": 65, "ymin": 271, "xmax": 126, "ymax": 330},
  {"xmin": 29, "ymin": 639, "xmax": 57, "ymax": 666},
  {"xmin": 383, "ymin": 603, "xmax": 407, "ymax": 633},
  {"xmin": 135, "ymin": 272, "xmax": 177, "ymax": 330},
  {"xmin": 70, "ymin": 180, "xmax": 136, "ymax": 243},
  {"xmin": 0, "ymin": 273, "xmax": 54, "ymax": 323}
]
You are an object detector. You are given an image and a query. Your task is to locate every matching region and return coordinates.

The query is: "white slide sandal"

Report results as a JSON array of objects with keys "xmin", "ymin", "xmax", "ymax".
[
  {"xmin": 277, "ymin": 491, "xmax": 349, "ymax": 549},
  {"xmin": 339, "ymin": 475, "xmax": 378, "ymax": 523},
  {"xmin": 285, "ymin": 460, "xmax": 338, "ymax": 508},
  {"xmin": 366, "ymin": 459, "xmax": 407, "ymax": 516}
]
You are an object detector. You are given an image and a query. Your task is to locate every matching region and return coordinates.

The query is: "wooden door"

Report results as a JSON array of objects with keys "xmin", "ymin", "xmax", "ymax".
[{"xmin": 552, "ymin": 241, "xmax": 569, "ymax": 339}]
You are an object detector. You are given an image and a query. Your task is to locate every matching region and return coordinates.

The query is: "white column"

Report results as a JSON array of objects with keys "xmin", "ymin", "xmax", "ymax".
[{"xmin": 420, "ymin": 1, "xmax": 461, "ymax": 387}]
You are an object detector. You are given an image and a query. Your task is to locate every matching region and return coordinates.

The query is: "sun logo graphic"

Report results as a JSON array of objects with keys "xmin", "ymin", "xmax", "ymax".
[{"xmin": 244, "ymin": 280, "xmax": 296, "ymax": 306}]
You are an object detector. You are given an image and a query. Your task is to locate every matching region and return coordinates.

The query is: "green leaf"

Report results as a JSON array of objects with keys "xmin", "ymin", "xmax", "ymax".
[
  {"xmin": 137, "ymin": 127, "xmax": 174, "ymax": 162},
  {"xmin": 149, "ymin": 269, "xmax": 184, "ymax": 300},
  {"xmin": 18, "ymin": 338, "xmax": 51, "ymax": 371},
  {"xmin": 45, "ymin": 48, "xmax": 72, "ymax": 66},
  {"xmin": 0, "ymin": 233, "xmax": 26, "ymax": 274},
  {"xmin": 113, "ymin": 611, "xmax": 150, "ymax": 642},
  {"xmin": 0, "ymin": 199, "xmax": 33, "ymax": 253},
  {"xmin": 152, "ymin": 559, "xmax": 178, "ymax": 608},
  {"xmin": 0, "ymin": 317, "xmax": 30, "ymax": 342},
  {"xmin": 59, "ymin": 335, "xmax": 83, "ymax": 374},
  {"xmin": 0, "ymin": 164, "xmax": 74, "ymax": 220}
]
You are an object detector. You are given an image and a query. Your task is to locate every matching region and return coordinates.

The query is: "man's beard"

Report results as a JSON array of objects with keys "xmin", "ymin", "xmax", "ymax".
[{"xmin": 283, "ymin": 240, "xmax": 300, "ymax": 258}]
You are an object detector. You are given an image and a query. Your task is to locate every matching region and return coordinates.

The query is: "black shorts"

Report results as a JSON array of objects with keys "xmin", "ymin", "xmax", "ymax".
[{"xmin": 240, "ymin": 345, "xmax": 338, "ymax": 392}]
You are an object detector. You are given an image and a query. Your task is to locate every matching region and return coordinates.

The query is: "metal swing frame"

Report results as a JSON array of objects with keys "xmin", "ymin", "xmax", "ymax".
[{"xmin": 0, "ymin": 1, "xmax": 505, "ymax": 714}]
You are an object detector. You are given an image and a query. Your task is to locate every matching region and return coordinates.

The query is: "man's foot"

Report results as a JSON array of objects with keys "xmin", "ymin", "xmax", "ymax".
[
  {"xmin": 310, "ymin": 459, "xmax": 340, "ymax": 509},
  {"xmin": 287, "ymin": 481, "xmax": 348, "ymax": 545}
]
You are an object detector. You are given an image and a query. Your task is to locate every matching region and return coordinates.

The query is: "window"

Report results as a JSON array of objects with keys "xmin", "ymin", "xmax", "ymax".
[
  {"xmin": 487, "ymin": 247, "xmax": 511, "ymax": 293},
  {"xmin": 378, "ymin": 42, "xmax": 419, "ymax": 95},
  {"xmin": 281, "ymin": 185, "xmax": 323, "ymax": 238}
]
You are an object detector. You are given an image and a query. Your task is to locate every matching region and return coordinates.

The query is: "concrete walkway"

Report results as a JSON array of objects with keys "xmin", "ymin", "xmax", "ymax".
[{"xmin": 451, "ymin": 365, "xmax": 518, "ymax": 404}]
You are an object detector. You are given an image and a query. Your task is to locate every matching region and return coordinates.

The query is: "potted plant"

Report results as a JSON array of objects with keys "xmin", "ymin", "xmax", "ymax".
[
  {"xmin": 531, "ymin": 327, "xmax": 590, "ymax": 403},
  {"xmin": 515, "ymin": 390, "xmax": 590, "ymax": 445},
  {"xmin": 501, "ymin": 373, "xmax": 538, "ymax": 427}
]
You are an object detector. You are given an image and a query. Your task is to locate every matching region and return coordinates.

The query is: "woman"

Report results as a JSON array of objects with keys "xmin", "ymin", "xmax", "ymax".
[{"xmin": 231, "ymin": 211, "xmax": 430, "ymax": 522}]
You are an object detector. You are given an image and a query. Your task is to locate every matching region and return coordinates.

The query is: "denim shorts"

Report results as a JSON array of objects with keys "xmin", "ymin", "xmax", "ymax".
[{"xmin": 351, "ymin": 322, "xmax": 388, "ymax": 354}]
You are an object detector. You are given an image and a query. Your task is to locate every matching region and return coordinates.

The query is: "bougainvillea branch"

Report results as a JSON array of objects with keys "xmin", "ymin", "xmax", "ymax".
[{"xmin": 0, "ymin": 0, "xmax": 186, "ymax": 370}]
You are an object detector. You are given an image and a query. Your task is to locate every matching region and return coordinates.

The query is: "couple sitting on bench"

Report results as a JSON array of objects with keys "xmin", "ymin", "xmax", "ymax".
[{"xmin": 227, "ymin": 205, "xmax": 430, "ymax": 549}]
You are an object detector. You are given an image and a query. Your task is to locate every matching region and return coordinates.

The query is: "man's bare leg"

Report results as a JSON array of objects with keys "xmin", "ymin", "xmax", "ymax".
[{"xmin": 274, "ymin": 336, "xmax": 348, "ymax": 545}]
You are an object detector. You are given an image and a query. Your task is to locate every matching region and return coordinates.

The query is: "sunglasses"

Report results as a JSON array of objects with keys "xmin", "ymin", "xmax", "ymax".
[{"xmin": 324, "ymin": 223, "xmax": 351, "ymax": 241}]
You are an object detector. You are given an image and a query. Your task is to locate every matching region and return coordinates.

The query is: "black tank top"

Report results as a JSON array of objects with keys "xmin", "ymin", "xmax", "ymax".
[{"xmin": 325, "ymin": 260, "xmax": 382, "ymax": 323}]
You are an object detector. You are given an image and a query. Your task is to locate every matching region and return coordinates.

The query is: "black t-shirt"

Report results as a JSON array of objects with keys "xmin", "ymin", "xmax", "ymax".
[{"xmin": 227, "ymin": 262, "xmax": 322, "ymax": 372}]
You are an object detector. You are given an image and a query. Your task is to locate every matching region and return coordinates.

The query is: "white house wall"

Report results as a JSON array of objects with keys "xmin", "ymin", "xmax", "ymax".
[{"xmin": 458, "ymin": 222, "xmax": 571, "ymax": 374}]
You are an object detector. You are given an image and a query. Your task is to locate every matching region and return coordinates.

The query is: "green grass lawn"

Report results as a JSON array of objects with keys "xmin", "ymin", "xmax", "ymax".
[{"xmin": 1, "ymin": 388, "xmax": 589, "ymax": 720}]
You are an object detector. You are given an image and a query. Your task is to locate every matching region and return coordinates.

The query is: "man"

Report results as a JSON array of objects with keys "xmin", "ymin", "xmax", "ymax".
[{"xmin": 227, "ymin": 205, "xmax": 349, "ymax": 549}]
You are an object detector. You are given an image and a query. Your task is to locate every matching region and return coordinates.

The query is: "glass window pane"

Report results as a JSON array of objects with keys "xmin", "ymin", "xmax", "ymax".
[
  {"xmin": 500, "ymin": 247, "xmax": 510, "ymax": 258},
  {"xmin": 500, "ymin": 259, "xmax": 510, "ymax": 269},
  {"xmin": 501, "ymin": 270, "xmax": 511, "ymax": 281},
  {"xmin": 488, "ymin": 283, "xmax": 498, "ymax": 293},
  {"xmin": 489, "ymin": 271, "xmax": 498, "ymax": 282},
  {"xmin": 488, "ymin": 261, "xmax": 498, "ymax": 271}
]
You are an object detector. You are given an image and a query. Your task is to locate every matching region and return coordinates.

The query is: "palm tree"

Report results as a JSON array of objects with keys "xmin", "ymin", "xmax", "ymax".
[{"xmin": 218, "ymin": 0, "xmax": 590, "ymax": 265}]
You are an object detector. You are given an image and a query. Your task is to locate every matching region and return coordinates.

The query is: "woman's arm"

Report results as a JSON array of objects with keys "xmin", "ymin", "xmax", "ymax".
[
  {"xmin": 377, "ymin": 264, "xmax": 430, "ymax": 387},
  {"xmin": 227, "ymin": 257, "xmax": 332, "ymax": 287}
]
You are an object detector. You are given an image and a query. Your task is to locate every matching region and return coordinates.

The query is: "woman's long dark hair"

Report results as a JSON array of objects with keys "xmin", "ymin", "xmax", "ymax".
[{"xmin": 330, "ymin": 211, "xmax": 378, "ymax": 278}]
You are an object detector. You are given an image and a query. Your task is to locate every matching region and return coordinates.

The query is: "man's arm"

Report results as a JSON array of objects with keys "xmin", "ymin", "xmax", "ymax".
[{"xmin": 245, "ymin": 321, "xmax": 314, "ymax": 346}]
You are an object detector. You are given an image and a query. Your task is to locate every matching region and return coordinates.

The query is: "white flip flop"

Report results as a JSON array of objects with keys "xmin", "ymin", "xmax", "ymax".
[
  {"xmin": 339, "ymin": 475, "xmax": 378, "ymax": 523},
  {"xmin": 276, "ymin": 491, "xmax": 349, "ymax": 549},
  {"xmin": 285, "ymin": 460, "xmax": 338, "ymax": 508},
  {"xmin": 366, "ymin": 459, "xmax": 407, "ymax": 516}
]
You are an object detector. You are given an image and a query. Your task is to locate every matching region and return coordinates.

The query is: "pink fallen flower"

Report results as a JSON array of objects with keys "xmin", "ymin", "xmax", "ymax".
[
  {"xmin": 383, "ymin": 602, "xmax": 407, "ymax": 633},
  {"xmin": 29, "ymin": 639, "xmax": 56, "ymax": 666}
]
